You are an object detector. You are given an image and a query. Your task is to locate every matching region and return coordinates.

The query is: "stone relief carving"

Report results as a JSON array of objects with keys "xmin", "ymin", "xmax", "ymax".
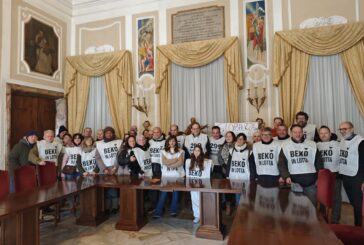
[{"xmin": 300, "ymin": 16, "xmax": 347, "ymax": 29}]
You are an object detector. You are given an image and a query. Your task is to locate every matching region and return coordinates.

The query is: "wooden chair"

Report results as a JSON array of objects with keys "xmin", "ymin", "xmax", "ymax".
[
  {"xmin": 329, "ymin": 195, "xmax": 364, "ymax": 245},
  {"xmin": 37, "ymin": 161, "xmax": 60, "ymax": 226},
  {"xmin": 13, "ymin": 165, "xmax": 37, "ymax": 192},
  {"xmin": 316, "ymin": 169, "xmax": 336, "ymax": 223}
]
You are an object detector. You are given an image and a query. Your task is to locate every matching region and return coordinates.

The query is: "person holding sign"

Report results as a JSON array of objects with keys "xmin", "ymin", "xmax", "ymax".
[
  {"xmin": 77, "ymin": 136, "xmax": 99, "ymax": 175},
  {"xmin": 29, "ymin": 129, "xmax": 63, "ymax": 171},
  {"xmin": 154, "ymin": 136, "xmax": 185, "ymax": 219},
  {"xmin": 250, "ymin": 127, "xmax": 281, "ymax": 183},
  {"xmin": 226, "ymin": 133, "xmax": 252, "ymax": 206},
  {"xmin": 95, "ymin": 127, "xmax": 123, "ymax": 215},
  {"xmin": 186, "ymin": 145, "xmax": 212, "ymax": 224},
  {"xmin": 338, "ymin": 121, "xmax": 364, "ymax": 226},
  {"xmin": 278, "ymin": 124, "xmax": 323, "ymax": 204}
]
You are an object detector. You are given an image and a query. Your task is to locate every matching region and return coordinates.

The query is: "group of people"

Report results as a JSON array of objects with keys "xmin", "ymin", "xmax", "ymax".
[{"xmin": 7, "ymin": 111, "xmax": 364, "ymax": 226}]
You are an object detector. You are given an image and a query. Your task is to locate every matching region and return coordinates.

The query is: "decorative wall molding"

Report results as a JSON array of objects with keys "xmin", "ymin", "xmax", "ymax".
[
  {"xmin": 300, "ymin": 16, "xmax": 347, "ymax": 29},
  {"xmin": 17, "ymin": 7, "xmax": 63, "ymax": 84},
  {"xmin": 84, "ymin": 44, "xmax": 115, "ymax": 54},
  {"xmin": 78, "ymin": 21, "xmax": 122, "ymax": 54}
]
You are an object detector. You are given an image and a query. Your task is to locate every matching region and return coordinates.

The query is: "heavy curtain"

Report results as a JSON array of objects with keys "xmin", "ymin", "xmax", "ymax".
[
  {"xmin": 64, "ymin": 51, "xmax": 133, "ymax": 137},
  {"xmin": 273, "ymin": 22, "xmax": 364, "ymax": 126},
  {"xmin": 304, "ymin": 54, "xmax": 364, "ymax": 135},
  {"xmin": 156, "ymin": 37, "xmax": 243, "ymax": 133},
  {"xmin": 84, "ymin": 76, "xmax": 113, "ymax": 137},
  {"xmin": 171, "ymin": 56, "xmax": 226, "ymax": 131}
]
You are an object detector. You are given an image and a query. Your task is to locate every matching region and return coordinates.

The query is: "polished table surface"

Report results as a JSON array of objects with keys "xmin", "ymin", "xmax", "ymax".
[
  {"xmin": 0, "ymin": 176, "xmax": 343, "ymax": 244},
  {"xmin": 228, "ymin": 182, "xmax": 343, "ymax": 245}
]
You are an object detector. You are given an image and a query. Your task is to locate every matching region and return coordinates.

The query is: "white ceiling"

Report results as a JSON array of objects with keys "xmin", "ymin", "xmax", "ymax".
[{"xmin": 40, "ymin": 0, "xmax": 161, "ymax": 17}]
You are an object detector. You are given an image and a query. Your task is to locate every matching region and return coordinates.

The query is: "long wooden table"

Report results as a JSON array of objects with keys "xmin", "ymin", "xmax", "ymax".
[
  {"xmin": 228, "ymin": 182, "xmax": 343, "ymax": 245},
  {"xmin": 79, "ymin": 175, "xmax": 244, "ymax": 240},
  {"xmin": 0, "ymin": 176, "xmax": 343, "ymax": 244},
  {"xmin": 0, "ymin": 177, "xmax": 98, "ymax": 245}
]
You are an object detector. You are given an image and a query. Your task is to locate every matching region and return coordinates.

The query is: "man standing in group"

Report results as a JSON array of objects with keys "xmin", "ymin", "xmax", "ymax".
[
  {"xmin": 278, "ymin": 124, "xmax": 323, "ymax": 204},
  {"xmin": 317, "ymin": 126, "xmax": 341, "ymax": 224},
  {"xmin": 209, "ymin": 126, "xmax": 225, "ymax": 177},
  {"xmin": 149, "ymin": 127, "xmax": 166, "ymax": 178},
  {"xmin": 169, "ymin": 124, "xmax": 185, "ymax": 149},
  {"xmin": 8, "ymin": 130, "xmax": 38, "ymax": 192},
  {"xmin": 338, "ymin": 121, "xmax": 364, "ymax": 226},
  {"xmin": 184, "ymin": 122, "xmax": 210, "ymax": 157},
  {"xmin": 274, "ymin": 124, "xmax": 290, "ymax": 144},
  {"xmin": 250, "ymin": 127, "xmax": 281, "ymax": 183},
  {"xmin": 83, "ymin": 127, "xmax": 93, "ymax": 137},
  {"xmin": 295, "ymin": 111, "xmax": 319, "ymax": 141},
  {"xmin": 29, "ymin": 129, "xmax": 63, "ymax": 171}
]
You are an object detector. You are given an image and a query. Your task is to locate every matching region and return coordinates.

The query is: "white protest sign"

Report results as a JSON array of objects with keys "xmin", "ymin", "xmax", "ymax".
[{"xmin": 214, "ymin": 122, "xmax": 259, "ymax": 141}]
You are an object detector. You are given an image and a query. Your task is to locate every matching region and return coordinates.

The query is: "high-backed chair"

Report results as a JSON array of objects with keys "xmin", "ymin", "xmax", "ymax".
[
  {"xmin": 329, "ymin": 195, "xmax": 364, "ymax": 244},
  {"xmin": 14, "ymin": 165, "xmax": 37, "ymax": 192},
  {"xmin": 37, "ymin": 161, "xmax": 60, "ymax": 226},
  {"xmin": 37, "ymin": 161, "xmax": 58, "ymax": 186},
  {"xmin": 0, "ymin": 170, "xmax": 9, "ymax": 199},
  {"xmin": 316, "ymin": 169, "xmax": 336, "ymax": 223}
]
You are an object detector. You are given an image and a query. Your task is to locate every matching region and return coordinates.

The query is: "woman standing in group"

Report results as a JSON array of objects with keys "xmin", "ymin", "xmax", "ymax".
[
  {"xmin": 226, "ymin": 133, "xmax": 252, "ymax": 206},
  {"xmin": 117, "ymin": 136, "xmax": 144, "ymax": 177},
  {"xmin": 218, "ymin": 131, "xmax": 236, "ymax": 215},
  {"xmin": 61, "ymin": 133, "xmax": 84, "ymax": 211},
  {"xmin": 154, "ymin": 136, "xmax": 185, "ymax": 219},
  {"xmin": 77, "ymin": 136, "xmax": 99, "ymax": 175},
  {"xmin": 186, "ymin": 145, "xmax": 212, "ymax": 224}
]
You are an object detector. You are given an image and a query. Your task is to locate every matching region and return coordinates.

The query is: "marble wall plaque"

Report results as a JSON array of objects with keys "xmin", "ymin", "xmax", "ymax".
[{"xmin": 172, "ymin": 6, "xmax": 225, "ymax": 44}]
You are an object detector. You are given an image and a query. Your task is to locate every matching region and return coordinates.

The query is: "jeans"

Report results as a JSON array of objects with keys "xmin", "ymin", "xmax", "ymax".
[
  {"xmin": 155, "ymin": 191, "xmax": 179, "ymax": 216},
  {"xmin": 64, "ymin": 172, "xmax": 81, "ymax": 206},
  {"xmin": 302, "ymin": 183, "xmax": 317, "ymax": 205}
]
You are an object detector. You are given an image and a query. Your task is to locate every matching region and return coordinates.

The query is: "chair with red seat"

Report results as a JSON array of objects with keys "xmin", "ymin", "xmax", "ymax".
[
  {"xmin": 316, "ymin": 169, "xmax": 336, "ymax": 223},
  {"xmin": 0, "ymin": 170, "xmax": 9, "ymax": 200},
  {"xmin": 13, "ymin": 165, "xmax": 37, "ymax": 192},
  {"xmin": 36, "ymin": 161, "xmax": 60, "ymax": 226},
  {"xmin": 329, "ymin": 194, "xmax": 364, "ymax": 245},
  {"xmin": 37, "ymin": 161, "xmax": 58, "ymax": 186}
]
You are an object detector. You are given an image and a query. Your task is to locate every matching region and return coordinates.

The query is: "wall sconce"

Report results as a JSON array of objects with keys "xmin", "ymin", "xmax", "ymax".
[
  {"xmin": 247, "ymin": 86, "xmax": 266, "ymax": 113},
  {"xmin": 132, "ymin": 97, "xmax": 148, "ymax": 117}
]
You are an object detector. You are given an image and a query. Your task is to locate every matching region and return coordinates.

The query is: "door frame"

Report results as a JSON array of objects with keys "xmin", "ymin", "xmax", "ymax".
[{"xmin": 6, "ymin": 84, "xmax": 64, "ymax": 169}]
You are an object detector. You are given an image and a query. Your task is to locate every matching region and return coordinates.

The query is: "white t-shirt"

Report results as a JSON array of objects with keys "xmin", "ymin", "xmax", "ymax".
[
  {"xmin": 228, "ymin": 146, "xmax": 251, "ymax": 180},
  {"xmin": 80, "ymin": 149, "xmax": 97, "ymax": 173},
  {"xmin": 160, "ymin": 149, "xmax": 185, "ymax": 178},
  {"xmin": 185, "ymin": 158, "xmax": 212, "ymax": 179},
  {"xmin": 252, "ymin": 141, "xmax": 280, "ymax": 176},
  {"xmin": 37, "ymin": 140, "xmax": 63, "ymax": 165},
  {"xmin": 339, "ymin": 135, "xmax": 363, "ymax": 177},
  {"xmin": 184, "ymin": 133, "xmax": 209, "ymax": 154},
  {"xmin": 316, "ymin": 140, "xmax": 340, "ymax": 172},
  {"xmin": 281, "ymin": 139, "xmax": 317, "ymax": 175},
  {"xmin": 149, "ymin": 138, "xmax": 166, "ymax": 164},
  {"xmin": 96, "ymin": 139, "xmax": 123, "ymax": 167}
]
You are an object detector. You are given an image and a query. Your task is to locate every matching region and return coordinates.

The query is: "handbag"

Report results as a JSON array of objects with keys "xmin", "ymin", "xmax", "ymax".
[{"xmin": 62, "ymin": 165, "xmax": 76, "ymax": 174}]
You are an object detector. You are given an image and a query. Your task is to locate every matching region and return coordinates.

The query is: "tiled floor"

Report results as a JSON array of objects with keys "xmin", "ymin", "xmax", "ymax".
[{"xmin": 40, "ymin": 203, "xmax": 355, "ymax": 245}]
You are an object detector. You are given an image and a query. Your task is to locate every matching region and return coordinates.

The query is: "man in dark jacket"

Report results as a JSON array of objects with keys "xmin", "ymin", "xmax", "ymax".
[{"xmin": 8, "ymin": 130, "xmax": 38, "ymax": 192}]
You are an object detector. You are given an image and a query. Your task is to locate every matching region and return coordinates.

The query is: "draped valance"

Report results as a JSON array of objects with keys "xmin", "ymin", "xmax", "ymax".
[
  {"xmin": 155, "ymin": 37, "xmax": 243, "ymax": 132},
  {"xmin": 273, "ymin": 22, "xmax": 364, "ymax": 125},
  {"xmin": 64, "ymin": 51, "xmax": 133, "ymax": 137}
]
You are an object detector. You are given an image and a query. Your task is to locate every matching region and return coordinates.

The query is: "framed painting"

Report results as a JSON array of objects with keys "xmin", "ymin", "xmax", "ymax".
[
  {"xmin": 245, "ymin": 0, "xmax": 267, "ymax": 69},
  {"xmin": 137, "ymin": 17, "xmax": 154, "ymax": 79},
  {"xmin": 24, "ymin": 18, "xmax": 59, "ymax": 76}
]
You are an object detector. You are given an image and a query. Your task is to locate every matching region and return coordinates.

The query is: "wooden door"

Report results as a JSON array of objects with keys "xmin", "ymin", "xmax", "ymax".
[{"xmin": 11, "ymin": 94, "xmax": 56, "ymax": 148}]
